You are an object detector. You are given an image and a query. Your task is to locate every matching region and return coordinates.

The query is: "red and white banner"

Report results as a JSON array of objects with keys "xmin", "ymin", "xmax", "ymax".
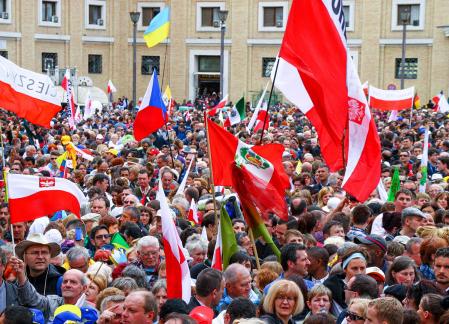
[
  {"xmin": 157, "ymin": 179, "xmax": 191, "ymax": 303},
  {"xmin": 207, "ymin": 95, "xmax": 228, "ymax": 116},
  {"xmin": 84, "ymin": 89, "xmax": 93, "ymax": 120},
  {"xmin": 7, "ymin": 173, "xmax": 87, "ymax": 224},
  {"xmin": 369, "ymin": 85, "xmax": 415, "ymax": 111},
  {"xmin": 61, "ymin": 69, "xmax": 76, "ymax": 129},
  {"xmin": 0, "ymin": 56, "xmax": 61, "ymax": 127},
  {"xmin": 433, "ymin": 93, "xmax": 449, "ymax": 113},
  {"xmin": 187, "ymin": 200, "xmax": 200, "ymax": 224},
  {"xmin": 273, "ymin": 0, "xmax": 381, "ymax": 202},
  {"xmin": 211, "ymin": 219, "xmax": 223, "ymax": 271}
]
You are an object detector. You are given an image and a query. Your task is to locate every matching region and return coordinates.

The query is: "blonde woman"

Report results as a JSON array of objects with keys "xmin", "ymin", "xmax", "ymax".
[
  {"xmin": 317, "ymin": 187, "xmax": 334, "ymax": 208},
  {"xmin": 261, "ymin": 280, "xmax": 304, "ymax": 324},
  {"xmin": 345, "ymin": 298, "xmax": 370, "ymax": 324}
]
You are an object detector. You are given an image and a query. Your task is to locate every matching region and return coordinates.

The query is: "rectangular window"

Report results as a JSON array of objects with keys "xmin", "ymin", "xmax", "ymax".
[
  {"xmin": 89, "ymin": 5, "xmax": 102, "ymax": 25},
  {"xmin": 141, "ymin": 56, "xmax": 160, "ymax": 75},
  {"xmin": 88, "ymin": 54, "xmax": 102, "ymax": 74},
  {"xmin": 198, "ymin": 56, "xmax": 220, "ymax": 72},
  {"xmin": 201, "ymin": 7, "xmax": 220, "ymax": 27},
  {"xmin": 0, "ymin": 51, "xmax": 7, "ymax": 59},
  {"xmin": 42, "ymin": 1, "xmax": 56, "ymax": 22},
  {"xmin": 397, "ymin": 4, "xmax": 420, "ymax": 26},
  {"xmin": 343, "ymin": 5, "xmax": 350, "ymax": 28},
  {"xmin": 262, "ymin": 58, "xmax": 276, "ymax": 77},
  {"xmin": 41, "ymin": 52, "xmax": 57, "ymax": 72},
  {"xmin": 142, "ymin": 7, "xmax": 160, "ymax": 26},
  {"xmin": 263, "ymin": 7, "xmax": 283, "ymax": 27},
  {"xmin": 0, "ymin": 0, "xmax": 6, "ymax": 13},
  {"xmin": 0, "ymin": 0, "xmax": 11, "ymax": 22},
  {"xmin": 395, "ymin": 58, "xmax": 418, "ymax": 79}
]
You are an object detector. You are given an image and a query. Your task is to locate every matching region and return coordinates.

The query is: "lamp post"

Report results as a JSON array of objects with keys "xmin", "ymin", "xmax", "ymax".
[
  {"xmin": 400, "ymin": 7, "xmax": 410, "ymax": 89},
  {"xmin": 218, "ymin": 10, "xmax": 228, "ymax": 100},
  {"xmin": 130, "ymin": 12, "xmax": 140, "ymax": 110}
]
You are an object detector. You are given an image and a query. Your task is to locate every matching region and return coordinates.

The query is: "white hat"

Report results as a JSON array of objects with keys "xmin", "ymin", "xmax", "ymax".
[
  {"xmin": 81, "ymin": 213, "xmax": 101, "ymax": 223},
  {"xmin": 322, "ymin": 197, "xmax": 341, "ymax": 213},
  {"xmin": 431, "ymin": 173, "xmax": 443, "ymax": 181},
  {"xmin": 44, "ymin": 229, "xmax": 63, "ymax": 245}
]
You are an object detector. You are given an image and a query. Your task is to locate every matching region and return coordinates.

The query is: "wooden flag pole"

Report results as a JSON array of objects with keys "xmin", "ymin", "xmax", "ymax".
[
  {"xmin": 203, "ymin": 112, "xmax": 219, "ymax": 225},
  {"xmin": 259, "ymin": 57, "xmax": 280, "ymax": 145},
  {"xmin": 248, "ymin": 228, "xmax": 261, "ymax": 271}
]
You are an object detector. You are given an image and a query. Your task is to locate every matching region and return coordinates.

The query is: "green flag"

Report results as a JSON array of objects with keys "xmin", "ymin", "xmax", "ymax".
[
  {"xmin": 221, "ymin": 205, "xmax": 239, "ymax": 269},
  {"xmin": 387, "ymin": 167, "xmax": 400, "ymax": 202},
  {"xmin": 231, "ymin": 196, "xmax": 280, "ymax": 261},
  {"xmin": 224, "ymin": 97, "xmax": 245, "ymax": 127}
]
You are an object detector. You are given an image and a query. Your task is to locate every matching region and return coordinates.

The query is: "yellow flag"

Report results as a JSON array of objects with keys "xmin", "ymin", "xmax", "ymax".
[{"xmin": 295, "ymin": 160, "xmax": 302, "ymax": 175}]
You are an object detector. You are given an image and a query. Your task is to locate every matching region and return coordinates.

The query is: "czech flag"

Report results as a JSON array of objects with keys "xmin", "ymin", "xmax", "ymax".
[
  {"xmin": 133, "ymin": 70, "xmax": 167, "ymax": 141},
  {"xmin": 144, "ymin": 7, "xmax": 170, "ymax": 48}
]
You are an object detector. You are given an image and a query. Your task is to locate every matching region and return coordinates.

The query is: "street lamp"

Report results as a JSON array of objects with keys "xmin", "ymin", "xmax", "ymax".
[
  {"xmin": 130, "ymin": 12, "xmax": 141, "ymax": 110},
  {"xmin": 218, "ymin": 10, "xmax": 228, "ymax": 100},
  {"xmin": 400, "ymin": 7, "xmax": 410, "ymax": 89}
]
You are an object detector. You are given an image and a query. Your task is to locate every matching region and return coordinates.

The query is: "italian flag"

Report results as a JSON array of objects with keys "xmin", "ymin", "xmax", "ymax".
[
  {"xmin": 211, "ymin": 205, "xmax": 239, "ymax": 271},
  {"xmin": 223, "ymin": 97, "xmax": 245, "ymax": 127},
  {"xmin": 207, "ymin": 118, "xmax": 289, "ymax": 220}
]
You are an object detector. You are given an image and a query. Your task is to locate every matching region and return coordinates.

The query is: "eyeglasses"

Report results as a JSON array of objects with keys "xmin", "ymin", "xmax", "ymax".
[
  {"xmin": 26, "ymin": 251, "xmax": 50, "ymax": 257},
  {"xmin": 95, "ymin": 234, "xmax": 111, "ymax": 240},
  {"xmin": 346, "ymin": 311, "xmax": 365, "ymax": 321},
  {"xmin": 400, "ymin": 154, "xmax": 409, "ymax": 157},
  {"xmin": 124, "ymin": 200, "xmax": 136, "ymax": 204},
  {"xmin": 139, "ymin": 250, "xmax": 159, "ymax": 257},
  {"xmin": 276, "ymin": 295, "xmax": 296, "ymax": 302}
]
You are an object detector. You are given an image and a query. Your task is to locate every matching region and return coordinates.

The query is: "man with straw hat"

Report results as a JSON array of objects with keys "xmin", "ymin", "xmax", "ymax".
[{"xmin": 15, "ymin": 233, "xmax": 64, "ymax": 296}]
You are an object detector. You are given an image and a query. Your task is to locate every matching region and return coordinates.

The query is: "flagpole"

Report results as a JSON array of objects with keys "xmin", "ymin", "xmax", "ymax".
[
  {"xmin": 203, "ymin": 113, "xmax": 219, "ymax": 225},
  {"xmin": 161, "ymin": 43, "xmax": 169, "ymax": 91},
  {"xmin": 0, "ymin": 125, "xmax": 14, "ymax": 256},
  {"xmin": 410, "ymin": 95, "xmax": 414, "ymax": 129},
  {"xmin": 248, "ymin": 228, "xmax": 261, "ymax": 270},
  {"xmin": 259, "ymin": 57, "xmax": 280, "ymax": 144}
]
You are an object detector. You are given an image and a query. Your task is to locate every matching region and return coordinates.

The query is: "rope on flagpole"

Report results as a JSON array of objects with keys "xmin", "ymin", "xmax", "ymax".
[
  {"xmin": 203, "ymin": 112, "xmax": 219, "ymax": 226},
  {"xmin": 259, "ymin": 57, "xmax": 280, "ymax": 145}
]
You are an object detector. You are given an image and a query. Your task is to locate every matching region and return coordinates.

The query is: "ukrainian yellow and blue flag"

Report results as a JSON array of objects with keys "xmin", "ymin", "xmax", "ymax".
[{"xmin": 144, "ymin": 7, "xmax": 170, "ymax": 48}]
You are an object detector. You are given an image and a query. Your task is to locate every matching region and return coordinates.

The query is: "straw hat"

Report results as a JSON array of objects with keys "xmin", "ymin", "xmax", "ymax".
[{"xmin": 15, "ymin": 233, "xmax": 61, "ymax": 260}]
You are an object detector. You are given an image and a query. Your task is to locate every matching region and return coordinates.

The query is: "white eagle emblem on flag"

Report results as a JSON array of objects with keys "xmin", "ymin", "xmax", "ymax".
[{"xmin": 348, "ymin": 98, "xmax": 365, "ymax": 125}]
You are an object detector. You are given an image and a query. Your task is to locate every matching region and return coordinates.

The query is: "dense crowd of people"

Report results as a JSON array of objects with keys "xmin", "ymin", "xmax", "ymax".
[{"xmin": 0, "ymin": 93, "xmax": 449, "ymax": 324}]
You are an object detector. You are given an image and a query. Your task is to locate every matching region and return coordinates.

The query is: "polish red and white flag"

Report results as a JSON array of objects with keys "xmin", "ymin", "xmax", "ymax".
[
  {"xmin": 369, "ymin": 85, "xmax": 415, "ymax": 111},
  {"xmin": 7, "ymin": 173, "xmax": 87, "ymax": 224},
  {"xmin": 273, "ymin": 0, "xmax": 381, "ymax": 202},
  {"xmin": 187, "ymin": 199, "xmax": 200, "ymax": 225},
  {"xmin": 157, "ymin": 179, "xmax": 191, "ymax": 303},
  {"xmin": 211, "ymin": 219, "xmax": 223, "ymax": 271},
  {"xmin": 0, "ymin": 56, "xmax": 61, "ymax": 127},
  {"xmin": 207, "ymin": 95, "xmax": 228, "ymax": 116}
]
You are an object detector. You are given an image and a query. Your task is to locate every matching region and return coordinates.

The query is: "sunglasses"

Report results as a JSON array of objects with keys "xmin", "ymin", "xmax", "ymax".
[
  {"xmin": 95, "ymin": 234, "xmax": 111, "ymax": 240},
  {"xmin": 346, "ymin": 311, "xmax": 365, "ymax": 321}
]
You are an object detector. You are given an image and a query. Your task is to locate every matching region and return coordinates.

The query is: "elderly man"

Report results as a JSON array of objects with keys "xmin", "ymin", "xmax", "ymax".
[
  {"xmin": 10, "ymin": 256, "xmax": 97, "ymax": 321},
  {"xmin": 218, "ymin": 263, "xmax": 259, "ymax": 312},
  {"xmin": 64, "ymin": 246, "xmax": 93, "ymax": 273},
  {"xmin": 131, "ymin": 236, "xmax": 161, "ymax": 288},
  {"xmin": 122, "ymin": 291, "xmax": 157, "ymax": 324},
  {"xmin": 15, "ymin": 233, "xmax": 64, "ymax": 296}
]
